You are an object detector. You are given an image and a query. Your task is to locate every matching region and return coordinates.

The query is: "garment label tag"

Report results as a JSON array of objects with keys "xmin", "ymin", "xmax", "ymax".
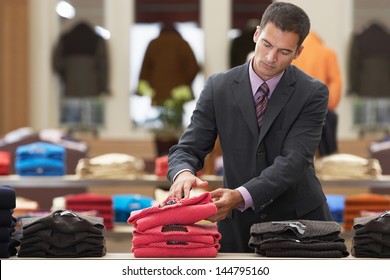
[
  {"xmin": 59, "ymin": 210, "xmax": 77, "ymax": 217},
  {"xmin": 271, "ymin": 221, "xmax": 307, "ymax": 235}
]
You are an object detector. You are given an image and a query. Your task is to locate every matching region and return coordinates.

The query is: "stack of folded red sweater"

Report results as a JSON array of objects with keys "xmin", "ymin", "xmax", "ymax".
[
  {"xmin": 0, "ymin": 151, "xmax": 11, "ymax": 175},
  {"xmin": 127, "ymin": 192, "xmax": 220, "ymax": 257},
  {"xmin": 65, "ymin": 193, "xmax": 114, "ymax": 230},
  {"xmin": 154, "ymin": 155, "xmax": 168, "ymax": 177}
]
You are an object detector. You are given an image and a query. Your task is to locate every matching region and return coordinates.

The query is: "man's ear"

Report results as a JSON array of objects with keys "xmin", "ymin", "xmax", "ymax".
[
  {"xmin": 294, "ymin": 45, "xmax": 304, "ymax": 59},
  {"xmin": 253, "ymin": 26, "xmax": 260, "ymax": 43}
]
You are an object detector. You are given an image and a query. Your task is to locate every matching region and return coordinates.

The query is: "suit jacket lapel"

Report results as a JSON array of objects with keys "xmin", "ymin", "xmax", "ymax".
[
  {"xmin": 231, "ymin": 63, "xmax": 259, "ymax": 138},
  {"xmin": 258, "ymin": 67, "xmax": 296, "ymax": 145}
]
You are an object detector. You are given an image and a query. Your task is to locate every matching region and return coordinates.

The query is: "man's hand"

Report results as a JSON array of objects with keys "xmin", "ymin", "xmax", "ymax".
[
  {"xmin": 168, "ymin": 171, "xmax": 208, "ymax": 199},
  {"xmin": 207, "ymin": 188, "xmax": 244, "ymax": 222}
]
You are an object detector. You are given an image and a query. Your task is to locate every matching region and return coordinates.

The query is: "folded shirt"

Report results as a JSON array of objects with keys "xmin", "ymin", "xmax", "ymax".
[
  {"xmin": 15, "ymin": 157, "xmax": 66, "ymax": 176},
  {"xmin": 154, "ymin": 155, "xmax": 168, "ymax": 177},
  {"xmin": 353, "ymin": 233, "xmax": 390, "ymax": 247},
  {"xmin": 132, "ymin": 241, "xmax": 220, "ymax": 258},
  {"xmin": 132, "ymin": 224, "xmax": 221, "ymax": 248},
  {"xmin": 113, "ymin": 194, "xmax": 154, "ymax": 222},
  {"xmin": 0, "ymin": 185, "xmax": 16, "ymax": 209},
  {"xmin": 16, "ymin": 141, "xmax": 66, "ymax": 161},
  {"xmin": 0, "ymin": 209, "xmax": 13, "ymax": 227},
  {"xmin": 18, "ymin": 242, "xmax": 106, "ymax": 258},
  {"xmin": 254, "ymin": 237, "xmax": 349, "ymax": 258},
  {"xmin": 249, "ymin": 220, "xmax": 348, "ymax": 258},
  {"xmin": 352, "ymin": 240, "xmax": 390, "ymax": 258},
  {"xmin": 21, "ymin": 210, "xmax": 105, "ymax": 236},
  {"xmin": 15, "ymin": 142, "xmax": 66, "ymax": 176},
  {"xmin": 127, "ymin": 192, "xmax": 217, "ymax": 231},
  {"xmin": 76, "ymin": 153, "xmax": 145, "ymax": 178},
  {"xmin": 352, "ymin": 211, "xmax": 390, "ymax": 258},
  {"xmin": 249, "ymin": 220, "xmax": 342, "ymax": 242},
  {"xmin": 353, "ymin": 211, "xmax": 390, "ymax": 235},
  {"xmin": 18, "ymin": 210, "xmax": 106, "ymax": 258},
  {"xmin": 0, "ymin": 242, "xmax": 11, "ymax": 258},
  {"xmin": 65, "ymin": 193, "xmax": 112, "ymax": 205},
  {"xmin": 0, "ymin": 151, "xmax": 11, "ymax": 175},
  {"xmin": 21, "ymin": 228, "xmax": 105, "ymax": 247},
  {"xmin": 315, "ymin": 153, "xmax": 382, "ymax": 179}
]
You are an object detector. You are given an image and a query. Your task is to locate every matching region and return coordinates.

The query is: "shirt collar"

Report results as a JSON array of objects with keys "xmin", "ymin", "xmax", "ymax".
[{"xmin": 249, "ymin": 59, "xmax": 284, "ymax": 98}]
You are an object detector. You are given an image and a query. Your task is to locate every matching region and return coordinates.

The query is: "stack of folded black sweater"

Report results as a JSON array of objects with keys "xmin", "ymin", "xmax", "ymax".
[
  {"xmin": 249, "ymin": 220, "xmax": 349, "ymax": 258},
  {"xmin": 352, "ymin": 211, "xmax": 390, "ymax": 257},
  {"xmin": 18, "ymin": 210, "xmax": 106, "ymax": 257},
  {"xmin": 0, "ymin": 185, "xmax": 20, "ymax": 258}
]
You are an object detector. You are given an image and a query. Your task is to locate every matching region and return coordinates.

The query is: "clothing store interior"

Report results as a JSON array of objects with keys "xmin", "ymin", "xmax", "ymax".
[{"xmin": 1, "ymin": 0, "xmax": 390, "ymax": 260}]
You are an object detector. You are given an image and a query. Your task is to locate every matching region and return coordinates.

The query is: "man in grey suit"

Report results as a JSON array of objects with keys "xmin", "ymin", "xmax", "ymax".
[{"xmin": 167, "ymin": 2, "xmax": 334, "ymax": 253}]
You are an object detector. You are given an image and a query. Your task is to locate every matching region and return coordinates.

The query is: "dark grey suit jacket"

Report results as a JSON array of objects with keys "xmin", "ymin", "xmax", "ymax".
[{"xmin": 167, "ymin": 62, "xmax": 330, "ymax": 250}]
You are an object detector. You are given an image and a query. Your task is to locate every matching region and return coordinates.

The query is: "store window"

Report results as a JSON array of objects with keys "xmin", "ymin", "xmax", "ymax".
[
  {"xmin": 349, "ymin": 0, "xmax": 390, "ymax": 136},
  {"xmin": 130, "ymin": 0, "xmax": 202, "ymax": 130},
  {"xmin": 54, "ymin": 0, "xmax": 107, "ymax": 136}
]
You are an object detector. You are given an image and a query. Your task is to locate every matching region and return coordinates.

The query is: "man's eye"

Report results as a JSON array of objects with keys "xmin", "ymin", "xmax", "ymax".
[{"xmin": 262, "ymin": 41, "xmax": 271, "ymax": 47}]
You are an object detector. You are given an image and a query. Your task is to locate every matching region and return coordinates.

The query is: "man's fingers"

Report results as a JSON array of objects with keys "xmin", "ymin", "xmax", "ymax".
[{"xmin": 196, "ymin": 179, "xmax": 209, "ymax": 188}]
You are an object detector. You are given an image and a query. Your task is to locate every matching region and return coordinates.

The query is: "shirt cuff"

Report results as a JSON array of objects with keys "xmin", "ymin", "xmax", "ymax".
[
  {"xmin": 173, "ymin": 169, "xmax": 193, "ymax": 182},
  {"xmin": 236, "ymin": 186, "xmax": 254, "ymax": 211}
]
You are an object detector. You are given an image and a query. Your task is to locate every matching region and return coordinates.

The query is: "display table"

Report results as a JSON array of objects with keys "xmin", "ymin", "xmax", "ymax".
[{"xmin": 4, "ymin": 253, "xmax": 358, "ymax": 259}]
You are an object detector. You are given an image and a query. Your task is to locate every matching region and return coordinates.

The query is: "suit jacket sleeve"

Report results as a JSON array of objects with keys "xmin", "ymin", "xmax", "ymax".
[{"xmin": 167, "ymin": 75, "xmax": 218, "ymax": 180}]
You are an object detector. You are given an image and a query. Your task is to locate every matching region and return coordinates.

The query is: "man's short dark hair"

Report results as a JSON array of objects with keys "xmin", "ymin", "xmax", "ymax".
[{"xmin": 259, "ymin": 2, "xmax": 311, "ymax": 47}]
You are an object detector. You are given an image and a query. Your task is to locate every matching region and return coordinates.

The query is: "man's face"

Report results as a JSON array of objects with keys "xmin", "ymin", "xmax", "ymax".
[{"xmin": 252, "ymin": 22, "xmax": 303, "ymax": 80}]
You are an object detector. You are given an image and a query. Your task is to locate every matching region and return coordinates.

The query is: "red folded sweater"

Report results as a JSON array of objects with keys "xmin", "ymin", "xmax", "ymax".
[
  {"xmin": 127, "ymin": 192, "xmax": 217, "ymax": 231},
  {"xmin": 132, "ymin": 241, "xmax": 220, "ymax": 258},
  {"xmin": 66, "ymin": 193, "xmax": 112, "ymax": 204},
  {"xmin": 132, "ymin": 223, "xmax": 221, "ymax": 247}
]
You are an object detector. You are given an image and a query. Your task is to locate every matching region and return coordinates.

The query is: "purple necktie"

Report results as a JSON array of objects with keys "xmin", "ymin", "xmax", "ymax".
[{"xmin": 254, "ymin": 82, "xmax": 270, "ymax": 127}]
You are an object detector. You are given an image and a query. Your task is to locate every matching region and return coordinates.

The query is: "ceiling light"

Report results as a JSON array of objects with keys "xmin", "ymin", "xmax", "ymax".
[{"xmin": 56, "ymin": 1, "xmax": 76, "ymax": 19}]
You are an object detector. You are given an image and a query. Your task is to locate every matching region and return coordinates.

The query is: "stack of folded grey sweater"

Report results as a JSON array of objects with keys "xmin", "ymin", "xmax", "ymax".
[
  {"xmin": 18, "ymin": 210, "xmax": 106, "ymax": 257},
  {"xmin": 0, "ymin": 185, "xmax": 20, "ymax": 258},
  {"xmin": 249, "ymin": 220, "xmax": 349, "ymax": 258},
  {"xmin": 352, "ymin": 211, "xmax": 390, "ymax": 258}
]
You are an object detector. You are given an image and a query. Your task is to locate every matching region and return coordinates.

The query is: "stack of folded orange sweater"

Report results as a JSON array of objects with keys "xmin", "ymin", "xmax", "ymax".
[
  {"xmin": 127, "ymin": 192, "xmax": 220, "ymax": 258},
  {"xmin": 343, "ymin": 193, "xmax": 390, "ymax": 230}
]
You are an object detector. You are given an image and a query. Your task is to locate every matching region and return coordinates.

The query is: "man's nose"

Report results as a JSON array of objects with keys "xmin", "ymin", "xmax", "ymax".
[{"xmin": 266, "ymin": 49, "xmax": 277, "ymax": 62}]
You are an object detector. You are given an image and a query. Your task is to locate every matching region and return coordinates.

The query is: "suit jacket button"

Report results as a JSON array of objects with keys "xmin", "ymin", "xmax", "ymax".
[
  {"xmin": 257, "ymin": 149, "xmax": 263, "ymax": 156},
  {"xmin": 260, "ymin": 213, "xmax": 267, "ymax": 219}
]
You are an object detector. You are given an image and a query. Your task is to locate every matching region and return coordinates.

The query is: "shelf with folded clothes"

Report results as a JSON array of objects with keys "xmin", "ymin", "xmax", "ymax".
[
  {"xmin": 3, "ymin": 174, "xmax": 390, "ymax": 188},
  {"xmin": 318, "ymin": 176, "xmax": 390, "ymax": 188},
  {"xmin": 0, "ymin": 174, "xmax": 225, "ymax": 188}
]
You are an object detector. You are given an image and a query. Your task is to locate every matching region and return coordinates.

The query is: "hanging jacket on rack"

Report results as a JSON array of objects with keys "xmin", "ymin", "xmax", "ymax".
[
  {"xmin": 52, "ymin": 21, "xmax": 109, "ymax": 98},
  {"xmin": 348, "ymin": 22, "xmax": 390, "ymax": 97}
]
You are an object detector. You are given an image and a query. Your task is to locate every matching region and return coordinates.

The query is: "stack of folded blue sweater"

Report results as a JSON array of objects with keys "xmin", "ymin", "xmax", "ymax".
[{"xmin": 15, "ymin": 142, "xmax": 66, "ymax": 176}]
